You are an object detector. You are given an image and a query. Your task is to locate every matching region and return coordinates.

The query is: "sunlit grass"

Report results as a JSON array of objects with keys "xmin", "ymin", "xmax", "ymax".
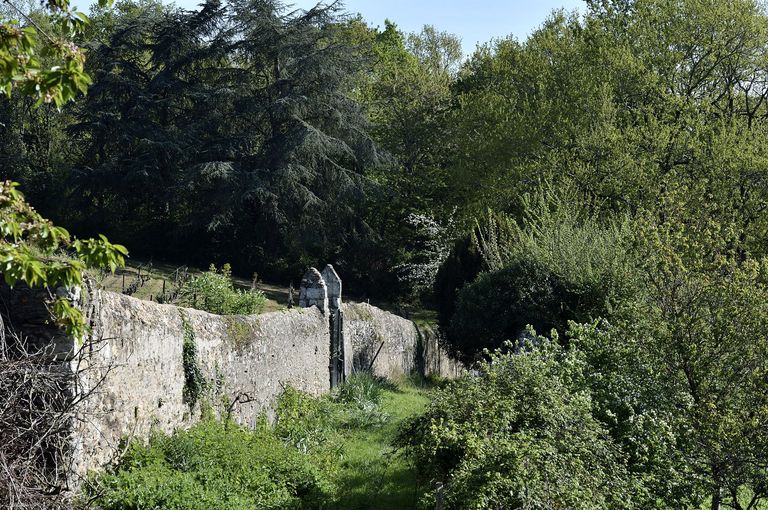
[{"xmin": 334, "ymin": 379, "xmax": 431, "ymax": 510}]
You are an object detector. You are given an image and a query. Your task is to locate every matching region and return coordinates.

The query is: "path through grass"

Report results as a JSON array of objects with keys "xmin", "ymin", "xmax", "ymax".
[{"xmin": 335, "ymin": 380, "xmax": 431, "ymax": 510}]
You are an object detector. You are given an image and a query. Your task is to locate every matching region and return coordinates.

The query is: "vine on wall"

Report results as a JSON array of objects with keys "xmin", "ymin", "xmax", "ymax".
[{"xmin": 180, "ymin": 311, "xmax": 204, "ymax": 409}]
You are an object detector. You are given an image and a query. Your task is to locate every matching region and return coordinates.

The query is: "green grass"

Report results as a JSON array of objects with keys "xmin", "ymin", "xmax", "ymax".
[
  {"xmin": 90, "ymin": 375, "xmax": 433, "ymax": 510},
  {"xmin": 334, "ymin": 378, "xmax": 431, "ymax": 510}
]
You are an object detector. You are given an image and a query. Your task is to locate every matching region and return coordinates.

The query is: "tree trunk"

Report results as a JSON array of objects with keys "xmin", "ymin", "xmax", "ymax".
[{"xmin": 711, "ymin": 488, "xmax": 721, "ymax": 510}]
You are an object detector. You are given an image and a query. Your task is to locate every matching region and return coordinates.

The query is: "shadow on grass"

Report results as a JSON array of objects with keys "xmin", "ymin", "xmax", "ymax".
[{"xmin": 337, "ymin": 448, "xmax": 423, "ymax": 510}]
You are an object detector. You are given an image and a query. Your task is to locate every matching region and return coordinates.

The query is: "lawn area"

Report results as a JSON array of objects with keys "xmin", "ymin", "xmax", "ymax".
[{"xmin": 335, "ymin": 380, "xmax": 431, "ymax": 510}]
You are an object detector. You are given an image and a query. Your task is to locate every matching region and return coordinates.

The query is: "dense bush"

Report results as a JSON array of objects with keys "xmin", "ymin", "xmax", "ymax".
[
  {"xmin": 91, "ymin": 420, "xmax": 337, "ymax": 510},
  {"xmin": 397, "ymin": 335, "xmax": 639, "ymax": 510},
  {"xmin": 91, "ymin": 374, "xmax": 404, "ymax": 510},
  {"xmin": 441, "ymin": 184, "xmax": 633, "ymax": 357},
  {"xmin": 447, "ymin": 261, "xmax": 566, "ymax": 358},
  {"xmin": 433, "ymin": 210, "xmax": 509, "ymax": 332},
  {"xmin": 180, "ymin": 264, "xmax": 266, "ymax": 315}
]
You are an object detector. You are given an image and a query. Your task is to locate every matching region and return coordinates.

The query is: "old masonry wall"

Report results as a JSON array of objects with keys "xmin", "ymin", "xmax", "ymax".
[{"xmin": 1, "ymin": 265, "xmax": 461, "ymax": 485}]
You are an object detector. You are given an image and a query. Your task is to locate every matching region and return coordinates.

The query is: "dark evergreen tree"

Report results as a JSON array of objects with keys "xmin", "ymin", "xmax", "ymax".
[{"xmin": 70, "ymin": 0, "xmax": 381, "ymax": 282}]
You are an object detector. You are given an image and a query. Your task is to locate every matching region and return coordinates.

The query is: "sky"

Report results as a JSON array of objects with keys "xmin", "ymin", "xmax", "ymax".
[
  {"xmin": 72, "ymin": 0, "xmax": 586, "ymax": 57},
  {"xmin": 284, "ymin": 0, "xmax": 586, "ymax": 56}
]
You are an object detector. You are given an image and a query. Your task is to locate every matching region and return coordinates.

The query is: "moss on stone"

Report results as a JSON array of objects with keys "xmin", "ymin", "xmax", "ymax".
[{"xmin": 224, "ymin": 316, "xmax": 257, "ymax": 352}]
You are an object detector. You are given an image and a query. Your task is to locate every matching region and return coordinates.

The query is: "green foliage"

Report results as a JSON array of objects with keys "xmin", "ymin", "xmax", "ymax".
[
  {"xmin": 332, "ymin": 373, "xmax": 391, "ymax": 429},
  {"xmin": 0, "ymin": 180, "xmax": 127, "ymax": 338},
  {"xmin": 274, "ymin": 375, "xmax": 393, "ymax": 452},
  {"xmin": 631, "ymin": 215, "xmax": 768, "ymax": 507},
  {"xmin": 449, "ymin": 0, "xmax": 768, "ymax": 256},
  {"xmin": 274, "ymin": 387, "xmax": 342, "ymax": 456},
  {"xmin": 0, "ymin": 0, "xmax": 112, "ymax": 106},
  {"xmin": 92, "ymin": 379, "xmax": 433, "ymax": 510},
  {"xmin": 179, "ymin": 311, "xmax": 204, "ymax": 409},
  {"xmin": 398, "ymin": 335, "xmax": 640, "ymax": 510},
  {"xmin": 443, "ymin": 184, "xmax": 632, "ymax": 357},
  {"xmin": 180, "ymin": 264, "xmax": 265, "ymax": 316},
  {"xmin": 334, "ymin": 373, "xmax": 385, "ymax": 407},
  {"xmin": 91, "ymin": 419, "xmax": 337, "ymax": 510},
  {"xmin": 448, "ymin": 261, "xmax": 564, "ymax": 358},
  {"xmin": 433, "ymin": 210, "xmax": 509, "ymax": 332},
  {"xmin": 65, "ymin": 0, "xmax": 381, "ymax": 285}
]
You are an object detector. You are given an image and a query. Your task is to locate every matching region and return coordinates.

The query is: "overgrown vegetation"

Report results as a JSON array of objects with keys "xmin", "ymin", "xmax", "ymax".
[
  {"xmin": 5, "ymin": 0, "xmax": 768, "ymax": 508},
  {"xmin": 91, "ymin": 419, "xmax": 337, "ymax": 510},
  {"xmin": 179, "ymin": 264, "xmax": 266, "ymax": 315},
  {"xmin": 90, "ymin": 375, "xmax": 432, "ymax": 510},
  {"xmin": 179, "ymin": 311, "xmax": 204, "ymax": 409},
  {"xmin": 442, "ymin": 184, "xmax": 632, "ymax": 358},
  {"xmin": 399, "ymin": 334, "xmax": 639, "ymax": 509}
]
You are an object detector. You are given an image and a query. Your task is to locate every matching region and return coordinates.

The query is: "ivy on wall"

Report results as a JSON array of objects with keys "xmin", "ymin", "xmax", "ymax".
[{"xmin": 180, "ymin": 311, "xmax": 204, "ymax": 409}]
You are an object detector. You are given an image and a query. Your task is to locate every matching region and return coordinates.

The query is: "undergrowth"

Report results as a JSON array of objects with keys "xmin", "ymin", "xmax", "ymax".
[{"xmin": 89, "ymin": 373, "xmax": 431, "ymax": 510}]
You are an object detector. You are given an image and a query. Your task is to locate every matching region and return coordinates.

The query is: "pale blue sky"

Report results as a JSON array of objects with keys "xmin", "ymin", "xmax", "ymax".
[
  {"xmin": 74, "ymin": 0, "xmax": 586, "ymax": 56},
  {"xmin": 279, "ymin": 1, "xmax": 586, "ymax": 55}
]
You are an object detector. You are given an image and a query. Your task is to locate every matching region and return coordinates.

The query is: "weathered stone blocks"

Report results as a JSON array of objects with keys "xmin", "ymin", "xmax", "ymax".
[{"xmin": 298, "ymin": 267, "xmax": 328, "ymax": 313}]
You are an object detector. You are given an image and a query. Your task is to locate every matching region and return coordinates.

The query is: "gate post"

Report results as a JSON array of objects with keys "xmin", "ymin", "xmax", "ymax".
[{"xmin": 321, "ymin": 265, "xmax": 344, "ymax": 388}]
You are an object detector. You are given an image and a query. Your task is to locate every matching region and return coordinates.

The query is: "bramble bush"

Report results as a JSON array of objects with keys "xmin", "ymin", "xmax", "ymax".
[{"xmin": 397, "ymin": 333, "xmax": 640, "ymax": 510}]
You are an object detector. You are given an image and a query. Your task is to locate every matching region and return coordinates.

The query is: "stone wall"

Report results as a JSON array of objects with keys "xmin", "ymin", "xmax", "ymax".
[
  {"xmin": 417, "ymin": 323, "xmax": 465, "ymax": 379},
  {"xmin": 1, "ymin": 270, "xmax": 462, "ymax": 486},
  {"xmin": 344, "ymin": 303, "xmax": 462, "ymax": 380},
  {"xmin": 71, "ymin": 290, "xmax": 330, "ymax": 478}
]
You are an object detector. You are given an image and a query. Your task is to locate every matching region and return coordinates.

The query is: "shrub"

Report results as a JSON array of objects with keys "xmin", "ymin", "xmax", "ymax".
[
  {"xmin": 440, "ymin": 182, "xmax": 634, "ymax": 357},
  {"xmin": 433, "ymin": 210, "xmax": 515, "ymax": 332},
  {"xmin": 180, "ymin": 263, "xmax": 266, "ymax": 315},
  {"xmin": 448, "ymin": 260, "xmax": 565, "ymax": 358},
  {"xmin": 332, "ymin": 373, "xmax": 392, "ymax": 429},
  {"xmin": 397, "ymin": 335, "xmax": 640, "ymax": 510},
  {"xmin": 494, "ymin": 182, "xmax": 633, "ymax": 307},
  {"xmin": 91, "ymin": 419, "xmax": 336, "ymax": 510},
  {"xmin": 274, "ymin": 387, "xmax": 342, "ymax": 455},
  {"xmin": 333, "ymin": 373, "xmax": 385, "ymax": 407}
]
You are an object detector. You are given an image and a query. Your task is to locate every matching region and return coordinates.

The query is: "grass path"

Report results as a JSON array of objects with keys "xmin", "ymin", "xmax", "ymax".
[{"xmin": 334, "ymin": 382, "xmax": 431, "ymax": 510}]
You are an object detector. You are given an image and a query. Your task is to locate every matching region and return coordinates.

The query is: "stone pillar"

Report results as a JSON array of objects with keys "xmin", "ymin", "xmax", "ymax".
[
  {"xmin": 321, "ymin": 265, "xmax": 341, "ymax": 311},
  {"xmin": 298, "ymin": 267, "xmax": 328, "ymax": 314},
  {"xmin": 321, "ymin": 265, "xmax": 345, "ymax": 387}
]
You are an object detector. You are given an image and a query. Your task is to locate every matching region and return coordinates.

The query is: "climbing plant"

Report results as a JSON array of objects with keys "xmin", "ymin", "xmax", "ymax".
[{"xmin": 180, "ymin": 310, "xmax": 204, "ymax": 409}]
